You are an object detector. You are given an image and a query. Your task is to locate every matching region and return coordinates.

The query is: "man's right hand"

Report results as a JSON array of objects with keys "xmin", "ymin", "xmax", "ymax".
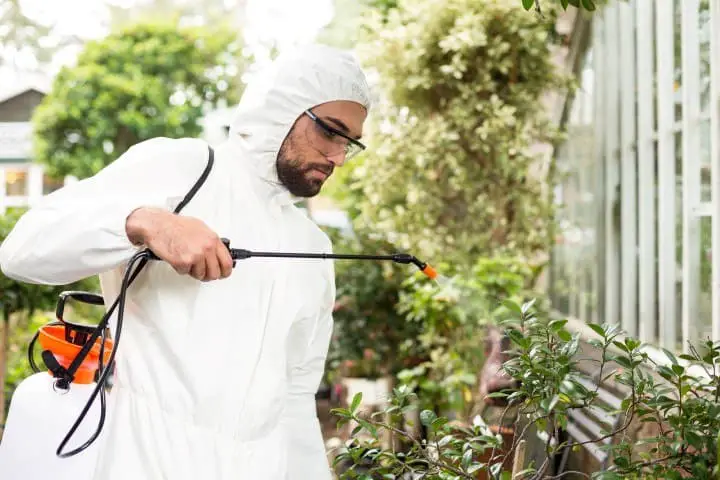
[{"xmin": 125, "ymin": 207, "xmax": 234, "ymax": 281}]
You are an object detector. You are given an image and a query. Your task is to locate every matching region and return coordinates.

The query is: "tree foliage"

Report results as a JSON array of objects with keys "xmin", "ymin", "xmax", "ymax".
[
  {"xmin": 32, "ymin": 20, "xmax": 245, "ymax": 179},
  {"xmin": 522, "ymin": 0, "xmax": 601, "ymax": 13},
  {"xmin": 346, "ymin": 0, "xmax": 572, "ymax": 268}
]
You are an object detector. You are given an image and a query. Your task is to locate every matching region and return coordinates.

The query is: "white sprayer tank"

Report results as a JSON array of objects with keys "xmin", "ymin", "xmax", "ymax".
[
  {"xmin": 0, "ymin": 322, "xmax": 112, "ymax": 480},
  {"xmin": 0, "ymin": 372, "xmax": 104, "ymax": 479}
]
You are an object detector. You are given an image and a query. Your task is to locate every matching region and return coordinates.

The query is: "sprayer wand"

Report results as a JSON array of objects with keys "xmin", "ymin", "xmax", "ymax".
[
  {"xmin": 226, "ymin": 248, "xmax": 438, "ymax": 279},
  {"xmin": 146, "ymin": 239, "xmax": 439, "ymax": 279}
]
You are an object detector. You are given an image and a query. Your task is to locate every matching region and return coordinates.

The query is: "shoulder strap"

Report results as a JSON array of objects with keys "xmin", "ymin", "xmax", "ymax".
[
  {"xmin": 56, "ymin": 144, "xmax": 216, "ymax": 385},
  {"xmin": 173, "ymin": 145, "xmax": 215, "ymax": 214}
]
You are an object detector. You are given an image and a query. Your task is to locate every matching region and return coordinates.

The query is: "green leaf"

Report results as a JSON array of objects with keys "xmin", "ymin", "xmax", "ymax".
[
  {"xmin": 522, "ymin": 0, "xmax": 534, "ymax": 10},
  {"xmin": 549, "ymin": 319, "xmax": 568, "ymax": 331},
  {"xmin": 486, "ymin": 392, "xmax": 508, "ymax": 399},
  {"xmin": 561, "ymin": 0, "xmax": 569, "ymax": 9},
  {"xmin": 507, "ymin": 329, "xmax": 529, "ymax": 349},
  {"xmin": 358, "ymin": 419, "xmax": 378, "ymax": 438},
  {"xmin": 503, "ymin": 299, "xmax": 522, "ymax": 316},
  {"xmin": 461, "ymin": 448, "xmax": 473, "ymax": 469},
  {"xmin": 612, "ymin": 341, "xmax": 630, "ymax": 353},
  {"xmin": 581, "ymin": 0, "xmax": 596, "ymax": 10},
  {"xmin": 685, "ymin": 430, "xmax": 703, "ymax": 450},
  {"xmin": 587, "ymin": 323, "xmax": 606, "ymax": 338},
  {"xmin": 662, "ymin": 348, "xmax": 679, "ymax": 365},
  {"xmin": 557, "ymin": 330, "xmax": 572, "ymax": 342},
  {"xmin": 671, "ymin": 364, "xmax": 685, "ymax": 376},
  {"xmin": 351, "ymin": 392, "xmax": 363, "ymax": 413},
  {"xmin": 420, "ymin": 410, "xmax": 438, "ymax": 427},
  {"xmin": 521, "ymin": 298, "xmax": 536, "ymax": 314},
  {"xmin": 432, "ymin": 417, "xmax": 449, "ymax": 430}
]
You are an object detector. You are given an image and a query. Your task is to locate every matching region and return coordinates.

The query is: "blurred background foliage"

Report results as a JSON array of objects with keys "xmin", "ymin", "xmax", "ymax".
[{"xmin": 32, "ymin": 20, "xmax": 246, "ymax": 179}]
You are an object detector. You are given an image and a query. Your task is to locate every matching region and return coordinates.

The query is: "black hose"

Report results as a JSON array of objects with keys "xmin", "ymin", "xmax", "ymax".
[
  {"xmin": 27, "ymin": 321, "xmax": 63, "ymax": 373},
  {"xmin": 55, "ymin": 250, "xmax": 148, "ymax": 458}
]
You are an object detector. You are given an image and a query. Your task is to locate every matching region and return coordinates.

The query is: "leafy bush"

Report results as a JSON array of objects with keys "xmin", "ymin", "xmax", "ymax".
[
  {"xmin": 347, "ymin": 0, "xmax": 573, "ymax": 268},
  {"xmin": 333, "ymin": 299, "xmax": 720, "ymax": 479},
  {"xmin": 394, "ymin": 256, "xmax": 544, "ymax": 418},
  {"xmin": 325, "ymin": 227, "xmax": 421, "ymax": 380}
]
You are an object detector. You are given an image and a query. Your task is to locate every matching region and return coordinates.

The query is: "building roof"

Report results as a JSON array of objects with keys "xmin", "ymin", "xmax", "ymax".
[{"xmin": 0, "ymin": 74, "xmax": 51, "ymax": 106}]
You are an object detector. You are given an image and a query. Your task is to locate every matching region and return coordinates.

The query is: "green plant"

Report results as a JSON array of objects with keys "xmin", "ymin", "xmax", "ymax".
[
  {"xmin": 332, "ymin": 385, "xmax": 507, "ymax": 479},
  {"xmin": 394, "ymin": 256, "xmax": 544, "ymax": 418},
  {"xmin": 324, "ymin": 227, "xmax": 419, "ymax": 380},
  {"xmin": 333, "ymin": 298, "xmax": 720, "ymax": 479},
  {"xmin": 521, "ymin": 0, "xmax": 600, "ymax": 13},
  {"xmin": 32, "ymin": 19, "xmax": 245, "ymax": 179},
  {"xmin": 347, "ymin": 0, "xmax": 572, "ymax": 269}
]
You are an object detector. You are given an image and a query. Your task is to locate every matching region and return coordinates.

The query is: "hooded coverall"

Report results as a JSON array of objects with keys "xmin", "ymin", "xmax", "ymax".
[{"xmin": 0, "ymin": 44, "xmax": 372, "ymax": 479}]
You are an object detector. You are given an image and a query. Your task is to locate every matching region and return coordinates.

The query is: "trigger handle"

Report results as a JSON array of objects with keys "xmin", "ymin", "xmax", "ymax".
[{"xmin": 220, "ymin": 238, "xmax": 236, "ymax": 268}]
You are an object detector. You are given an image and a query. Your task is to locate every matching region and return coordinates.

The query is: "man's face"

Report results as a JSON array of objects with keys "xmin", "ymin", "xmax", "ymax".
[{"xmin": 276, "ymin": 100, "xmax": 367, "ymax": 197}]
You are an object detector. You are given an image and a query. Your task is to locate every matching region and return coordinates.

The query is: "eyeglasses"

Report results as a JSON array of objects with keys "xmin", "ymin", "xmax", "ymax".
[{"xmin": 304, "ymin": 109, "xmax": 366, "ymax": 161}]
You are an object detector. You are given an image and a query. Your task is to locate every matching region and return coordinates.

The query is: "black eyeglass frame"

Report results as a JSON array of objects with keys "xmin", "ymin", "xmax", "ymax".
[{"xmin": 303, "ymin": 109, "xmax": 366, "ymax": 157}]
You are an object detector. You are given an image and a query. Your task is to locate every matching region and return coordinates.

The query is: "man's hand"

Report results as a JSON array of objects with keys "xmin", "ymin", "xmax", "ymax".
[{"xmin": 125, "ymin": 207, "xmax": 233, "ymax": 281}]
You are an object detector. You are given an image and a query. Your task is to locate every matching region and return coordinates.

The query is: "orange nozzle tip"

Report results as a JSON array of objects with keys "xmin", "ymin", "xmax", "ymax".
[{"xmin": 422, "ymin": 264, "xmax": 438, "ymax": 279}]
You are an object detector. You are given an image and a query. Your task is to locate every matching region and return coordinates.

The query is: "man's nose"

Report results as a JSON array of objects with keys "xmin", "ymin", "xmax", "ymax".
[{"xmin": 327, "ymin": 151, "xmax": 347, "ymax": 167}]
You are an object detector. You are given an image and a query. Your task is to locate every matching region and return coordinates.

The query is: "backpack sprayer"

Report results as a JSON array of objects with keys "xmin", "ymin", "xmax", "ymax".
[{"xmin": 7, "ymin": 239, "xmax": 438, "ymax": 463}]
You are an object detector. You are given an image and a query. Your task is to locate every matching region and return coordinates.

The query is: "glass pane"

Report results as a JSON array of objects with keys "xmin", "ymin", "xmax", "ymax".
[
  {"xmin": 674, "ymin": 0, "xmax": 683, "ymax": 122},
  {"xmin": 675, "ymin": 131, "xmax": 683, "ymax": 349},
  {"xmin": 5, "ymin": 169, "xmax": 28, "ymax": 196},
  {"xmin": 698, "ymin": 216, "xmax": 713, "ymax": 341},
  {"xmin": 551, "ymin": 51, "xmax": 597, "ymax": 322},
  {"xmin": 700, "ymin": 0, "xmax": 711, "ymax": 113},
  {"xmin": 700, "ymin": 120, "xmax": 712, "ymax": 203},
  {"xmin": 650, "ymin": 140, "xmax": 660, "ymax": 345}
]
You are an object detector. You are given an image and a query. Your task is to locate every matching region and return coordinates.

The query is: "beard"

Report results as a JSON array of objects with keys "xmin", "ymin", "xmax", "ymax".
[{"xmin": 276, "ymin": 132, "xmax": 332, "ymax": 198}]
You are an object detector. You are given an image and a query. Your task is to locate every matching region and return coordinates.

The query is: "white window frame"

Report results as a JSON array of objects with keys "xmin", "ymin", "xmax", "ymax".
[{"xmin": 553, "ymin": 0, "xmax": 720, "ymax": 354}]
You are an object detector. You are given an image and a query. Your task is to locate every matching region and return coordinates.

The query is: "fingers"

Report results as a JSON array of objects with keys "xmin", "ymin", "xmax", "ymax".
[
  {"xmin": 204, "ymin": 245, "xmax": 221, "ymax": 282},
  {"xmin": 148, "ymin": 215, "xmax": 233, "ymax": 281},
  {"xmin": 189, "ymin": 238, "xmax": 232, "ymax": 282},
  {"xmin": 217, "ymin": 241, "xmax": 234, "ymax": 279},
  {"xmin": 189, "ymin": 256, "xmax": 207, "ymax": 281}
]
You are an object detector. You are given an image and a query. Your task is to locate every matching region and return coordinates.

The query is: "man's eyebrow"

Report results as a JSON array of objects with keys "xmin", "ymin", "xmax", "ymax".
[{"xmin": 324, "ymin": 116, "xmax": 362, "ymax": 140}]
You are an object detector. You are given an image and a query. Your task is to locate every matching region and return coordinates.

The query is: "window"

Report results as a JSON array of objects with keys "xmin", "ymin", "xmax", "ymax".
[
  {"xmin": 551, "ymin": 0, "xmax": 720, "ymax": 353},
  {"xmin": 5, "ymin": 168, "xmax": 28, "ymax": 196}
]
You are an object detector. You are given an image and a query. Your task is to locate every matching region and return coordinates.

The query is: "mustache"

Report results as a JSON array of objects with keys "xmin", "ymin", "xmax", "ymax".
[{"xmin": 306, "ymin": 163, "xmax": 334, "ymax": 176}]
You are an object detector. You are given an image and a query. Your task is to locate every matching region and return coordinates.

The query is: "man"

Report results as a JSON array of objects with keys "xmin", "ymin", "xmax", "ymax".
[{"xmin": 0, "ymin": 44, "xmax": 371, "ymax": 479}]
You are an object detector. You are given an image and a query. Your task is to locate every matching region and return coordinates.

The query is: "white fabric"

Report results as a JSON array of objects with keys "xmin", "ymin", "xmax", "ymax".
[{"xmin": 0, "ymin": 44, "xmax": 371, "ymax": 480}]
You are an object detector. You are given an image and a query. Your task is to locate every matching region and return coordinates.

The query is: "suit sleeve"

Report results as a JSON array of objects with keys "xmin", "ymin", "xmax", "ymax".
[{"xmin": 0, "ymin": 137, "xmax": 210, "ymax": 285}]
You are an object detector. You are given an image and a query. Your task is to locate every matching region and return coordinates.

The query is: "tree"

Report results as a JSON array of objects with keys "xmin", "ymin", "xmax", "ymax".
[
  {"xmin": 345, "ymin": 0, "xmax": 571, "ymax": 269},
  {"xmin": 0, "ymin": 209, "xmax": 97, "ymax": 433},
  {"xmin": 32, "ymin": 20, "xmax": 246, "ymax": 179}
]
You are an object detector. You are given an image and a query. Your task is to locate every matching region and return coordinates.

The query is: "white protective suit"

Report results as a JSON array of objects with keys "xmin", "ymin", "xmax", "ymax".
[{"xmin": 0, "ymin": 44, "xmax": 371, "ymax": 479}]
